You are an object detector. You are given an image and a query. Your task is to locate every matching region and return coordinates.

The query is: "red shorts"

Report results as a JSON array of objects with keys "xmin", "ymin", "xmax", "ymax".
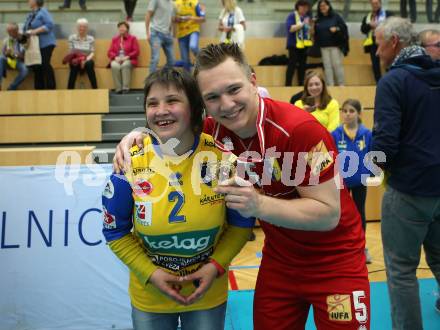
[{"xmin": 253, "ymin": 262, "xmax": 370, "ymax": 330}]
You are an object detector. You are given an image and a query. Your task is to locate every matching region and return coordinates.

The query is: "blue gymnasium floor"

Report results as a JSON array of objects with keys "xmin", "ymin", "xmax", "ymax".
[{"xmin": 224, "ymin": 278, "xmax": 440, "ymax": 330}]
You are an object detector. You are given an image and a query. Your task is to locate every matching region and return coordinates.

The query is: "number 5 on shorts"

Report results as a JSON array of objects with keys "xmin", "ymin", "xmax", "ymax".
[{"xmin": 352, "ymin": 290, "xmax": 367, "ymax": 323}]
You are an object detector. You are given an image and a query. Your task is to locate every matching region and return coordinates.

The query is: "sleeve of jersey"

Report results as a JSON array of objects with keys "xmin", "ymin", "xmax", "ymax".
[
  {"xmin": 226, "ymin": 208, "xmax": 256, "ymax": 228},
  {"xmin": 290, "ymin": 120, "xmax": 337, "ymax": 186},
  {"xmin": 210, "ymin": 223, "xmax": 252, "ymax": 270},
  {"xmin": 195, "ymin": 3, "xmax": 205, "ymax": 17},
  {"xmin": 102, "ymin": 173, "xmax": 134, "ymax": 242},
  {"xmin": 102, "ymin": 174, "xmax": 158, "ymax": 284},
  {"xmin": 326, "ymin": 100, "xmax": 340, "ymax": 132}
]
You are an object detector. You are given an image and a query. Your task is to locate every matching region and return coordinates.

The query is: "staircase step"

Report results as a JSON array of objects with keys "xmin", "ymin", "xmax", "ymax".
[
  {"xmin": 91, "ymin": 147, "xmax": 116, "ymax": 164},
  {"xmin": 0, "ymin": 8, "xmax": 123, "ymax": 24},
  {"xmin": 102, "ymin": 132, "xmax": 133, "ymax": 142},
  {"xmin": 109, "ymin": 105, "xmax": 145, "ymax": 113},
  {"xmin": 102, "ymin": 114, "xmax": 146, "ymax": 139},
  {"xmin": 109, "ymin": 92, "xmax": 144, "ymax": 107}
]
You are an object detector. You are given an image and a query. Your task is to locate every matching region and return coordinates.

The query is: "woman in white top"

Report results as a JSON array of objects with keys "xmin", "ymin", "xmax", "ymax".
[
  {"xmin": 218, "ymin": 0, "xmax": 246, "ymax": 49},
  {"xmin": 67, "ymin": 18, "xmax": 97, "ymax": 89}
]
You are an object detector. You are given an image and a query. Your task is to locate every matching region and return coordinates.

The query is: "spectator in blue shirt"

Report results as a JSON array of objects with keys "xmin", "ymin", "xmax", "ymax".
[{"xmin": 23, "ymin": 0, "xmax": 56, "ymax": 89}]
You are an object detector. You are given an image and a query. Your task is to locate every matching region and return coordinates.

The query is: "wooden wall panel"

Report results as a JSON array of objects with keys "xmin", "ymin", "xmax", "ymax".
[
  {"xmin": 0, "ymin": 115, "xmax": 102, "ymax": 143},
  {"xmin": 366, "ymin": 185, "xmax": 385, "ymax": 221},
  {"xmin": 0, "ymin": 146, "xmax": 96, "ymax": 165},
  {"xmin": 0, "ymin": 90, "xmax": 109, "ymax": 115}
]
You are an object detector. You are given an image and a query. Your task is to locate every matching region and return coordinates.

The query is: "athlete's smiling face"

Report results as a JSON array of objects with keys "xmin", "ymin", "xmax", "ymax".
[
  {"xmin": 197, "ymin": 57, "xmax": 259, "ymax": 138},
  {"xmin": 145, "ymin": 83, "xmax": 194, "ymax": 152}
]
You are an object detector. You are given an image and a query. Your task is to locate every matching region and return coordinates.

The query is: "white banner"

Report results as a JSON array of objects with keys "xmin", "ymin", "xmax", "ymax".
[{"xmin": 0, "ymin": 165, "xmax": 132, "ymax": 330}]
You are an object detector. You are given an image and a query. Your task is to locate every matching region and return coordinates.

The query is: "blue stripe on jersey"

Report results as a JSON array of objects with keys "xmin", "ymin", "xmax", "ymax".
[
  {"xmin": 102, "ymin": 173, "xmax": 134, "ymax": 242},
  {"xmin": 196, "ymin": 3, "xmax": 205, "ymax": 17},
  {"xmin": 226, "ymin": 208, "xmax": 256, "ymax": 228}
]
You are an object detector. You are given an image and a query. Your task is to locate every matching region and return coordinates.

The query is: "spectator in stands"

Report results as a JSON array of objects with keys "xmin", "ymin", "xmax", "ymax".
[
  {"xmin": 0, "ymin": 23, "xmax": 29, "ymax": 91},
  {"xmin": 314, "ymin": 0, "xmax": 348, "ymax": 86},
  {"xmin": 145, "ymin": 0, "xmax": 175, "ymax": 74},
  {"xmin": 174, "ymin": 0, "xmax": 206, "ymax": 72},
  {"xmin": 66, "ymin": 18, "xmax": 97, "ymax": 89},
  {"xmin": 331, "ymin": 99, "xmax": 373, "ymax": 264},
  {"xmin": 373, "ymin": 17, "xmax": 440, "ymax": 329},
  {"xmin": 108, "ymin": 21, "xmax": 139, "ymax": 94},
  {"xmin": 361, "ymin": 0, "xmax": 393, "ymax": 83},
  {"xmin": 294, "ymin": 70, "xmax": 339, "ymax": 131},
  {"xmin": 218, "ymin": 0, "xmax": 246, "ymax": 49},
  {"xmin": 289, "ymin": 90, "xmax": 303, "ymax": 104},
  {"xmin": 419, "ymin": 29, "xmax": 440, "ymax": 61},
  {"xmin": 123, "ymin": 0, "xmax": 137, "ymax": 22},
  {"xmin": 285, "ymin": 0, "xmax": 312, "ymax": 86},
  {"xmin": 426, "ymin": 0, "xmax": 440, "ymax": 23},
  {"xmin": 59, "ymin": 0, "xmax": 87, "ymax": 11},
  {"xmin": 250, "ymin": 66, "xmax": 270, "ymax": 98},
  {"xmin": 400, "ymin": 0, "xmax": 416, "ymax": 22},
  {"xmin": 23, "ymin": 0, "xmax": 56, "ymax": 90}
]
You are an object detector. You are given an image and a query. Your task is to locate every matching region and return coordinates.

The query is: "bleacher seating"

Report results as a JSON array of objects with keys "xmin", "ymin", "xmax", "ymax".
[
  {"xmin": 0, "ymin": 113, "xmax": 101, "ymax": 143},
  {"xmin": 267, "ymin": 86, "xmax": 376, "ymax": 109},
  {"xmin": 0, "ymin": 89, "xmax": 107, "ymax": 144},
  {"xmin": 0, "ymin": 89, "xmax": 109, "ymax": 115},
  {"xmin": 0, "ymin": 0, "xmax": 432, "ymax": 23},
  {"xmin": 0, "ymin": 146, "xmax": 96, "ymax": 165},
  {"xmin": 0, "ymin": 0, "xmax": 124, "ymax": 23},
  {"xmin": 1, "ymin": 37, "xmax": 377, "ymax": 89}
]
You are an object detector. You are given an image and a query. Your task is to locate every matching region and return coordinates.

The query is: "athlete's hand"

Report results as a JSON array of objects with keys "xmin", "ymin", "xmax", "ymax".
[
  {"xmin": 214, "ymin": 176, "xmax": 261, "ymax": 218},
  {"xmin": 182, "ymin": 263, "xmax": 218, "ymax": 305},
  {"xmin": 149, "ymin": 269, "xmax": 188, "ymax": 305},
  {"xmin": 113, "ymin": 131, "xmax": 146, "ymax": 173}
]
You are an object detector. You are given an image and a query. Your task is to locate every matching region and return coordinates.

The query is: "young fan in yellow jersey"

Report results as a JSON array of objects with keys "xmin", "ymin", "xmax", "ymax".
[
  {"xmin": 102, "ymin": 68, "xmax": 254, "ymax": 330},
  {"xmin": 174, "ymin": 0, "xmax": 206, "ymax": 72},
  {"xmin": 294, "ymin": 71, "xmax": 340, "ymax": 132}
]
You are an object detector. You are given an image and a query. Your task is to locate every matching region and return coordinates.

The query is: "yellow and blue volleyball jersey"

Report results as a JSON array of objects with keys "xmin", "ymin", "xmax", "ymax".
[
  {"xmin": 102, "ymin": 133, "xmax": 254, "ymax": 313},
  {"xmin": 175, "ymin": 0, "xmax": 204, "ymax": 39}
]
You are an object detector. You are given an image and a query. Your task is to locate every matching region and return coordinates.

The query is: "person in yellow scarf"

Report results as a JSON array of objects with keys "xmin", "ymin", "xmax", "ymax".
[
  {"xmin": 361, "ymin": 0, "xmax": 393, "ymax": 83},
  {"xmin": 285, "ymin": 0, "xmax": 313, "ymax": 86},
  {"xmin": 174, "ymin": 0, "xmax": 206, "ymax": 72}
]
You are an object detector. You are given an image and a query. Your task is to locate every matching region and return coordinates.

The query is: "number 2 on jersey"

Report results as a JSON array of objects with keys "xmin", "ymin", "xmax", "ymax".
[{"xmin": 168, "ymin": 191, "xmax": 186, "ymax": 223}]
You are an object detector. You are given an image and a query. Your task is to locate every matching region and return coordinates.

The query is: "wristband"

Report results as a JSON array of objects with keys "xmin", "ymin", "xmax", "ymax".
[{"xmin": 209, "ymin": 258, "xmax": 226, "ymax": 277}]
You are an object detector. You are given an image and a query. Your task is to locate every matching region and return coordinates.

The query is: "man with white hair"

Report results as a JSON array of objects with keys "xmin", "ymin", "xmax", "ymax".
[
  {"xmin": 0, "ymin": 22, "xmax": 29, "ymax": 90},
  {"xmin": 373, "ymin": 16, "xmax": 440, "ymax": 329},
  {"xmin": 418, "ymin": 29, "xmax": 440, "ymax": 61}
]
